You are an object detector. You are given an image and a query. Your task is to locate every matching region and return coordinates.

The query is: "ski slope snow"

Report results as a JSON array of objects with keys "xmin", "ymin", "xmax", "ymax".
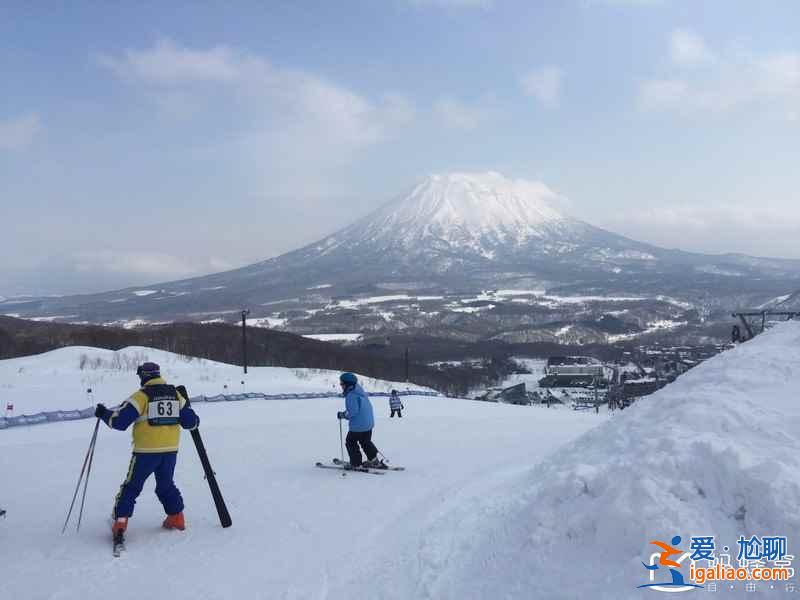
[
  {"xmin": 0, "ymin": 346, "xmax": 427, "ymax": 415},
  {"xmin": 2, "ymin": 323, "xmax": 800, "ymax": 599},
  {"xmin": 0, "ymin": 393, "xmax": 602, "ymax": 599}
]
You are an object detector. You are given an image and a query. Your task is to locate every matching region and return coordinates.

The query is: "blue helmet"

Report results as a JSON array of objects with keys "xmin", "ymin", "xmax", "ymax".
[{"xmin": 339, "ymin": 372, "xmax": 357, "ymax": 386}]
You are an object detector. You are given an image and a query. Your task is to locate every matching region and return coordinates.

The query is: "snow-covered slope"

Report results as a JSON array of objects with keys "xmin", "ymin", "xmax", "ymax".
[
  {"xmin": 2, "ymin": 325, "xmax": 799, "ymax": 598},
  {"xmin": 416, "ymin": 321, "xmax": 800, "ymax": 599},
  {"xmin": 0, "ymin": 354, "xmax": 602, "ymax": 600},
  {"xmin": 0, "ymin": 346, "xmax": 427, "ymax": 415}
]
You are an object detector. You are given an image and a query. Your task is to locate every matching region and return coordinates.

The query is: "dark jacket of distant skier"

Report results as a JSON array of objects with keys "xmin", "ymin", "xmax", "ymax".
[
  {"xmin": 95, "ymin": 362, "xmax": 199, "ymax": 536},
  {"xmin": 337, "ymin": 372, "xmax": 380, "ymax": 468},
  {"xmin": 389, "ymin": 390, "xmax": 403, "ymax": 417}
]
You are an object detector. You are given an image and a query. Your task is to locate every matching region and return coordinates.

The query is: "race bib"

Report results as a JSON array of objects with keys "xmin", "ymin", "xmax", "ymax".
[{"xmin": 147, "ymin": 395, "xmax": 180, "ymax": 426}]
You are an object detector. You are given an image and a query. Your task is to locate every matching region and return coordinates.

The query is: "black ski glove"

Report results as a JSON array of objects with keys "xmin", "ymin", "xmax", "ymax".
[
  {"xmin": 337, "ymin": 411, "xmax": 346, "ymax": 420},
  {"xmin": 95, "ymin": 403, "xmax": 107, "ymax": 419}
]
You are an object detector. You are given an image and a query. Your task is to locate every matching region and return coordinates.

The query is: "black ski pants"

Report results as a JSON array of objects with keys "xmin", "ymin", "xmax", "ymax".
[
  {"xmin": 345, "ymin": 429, "xmax": 378, "ymax": 466},
  {"xmin": 390, "ymin": 409, "xmax": 402, "ymax": 418}
]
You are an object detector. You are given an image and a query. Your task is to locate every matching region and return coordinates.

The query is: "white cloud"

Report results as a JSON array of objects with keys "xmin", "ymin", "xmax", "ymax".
[
  {"xmin": 1, "ymin": 250, "xmax": 237, "ymax": 295},
  {"xmin": 638, "ymin": 79, "xmax": 691, "ymax": 111},
  {"xmin": 382, "ymin": 93, "xmax": 417, "ymax": 126},
  {"xmin": 434, "ymin": 97, "xmax": 490, "ymax": 130},
  {"xmin": 639, "ymin": 33, "xmax": 800, "ymax": 117},
  {"xmin": 98, "ymin": 40, "xmax": 414, "ymax": 194},
  {"xmin": 597, "ymin": 204, "xmax": 800, "ymax": 259},
  {"xmin": 669, "ymin": 29, "xmax": 715, "ymax": 67},
  {"xmin": 97, "ymin": 40, "xmax": 242, "ymax": 85},
  {"xmin": 98, "ymin": 40, "xmax": 386, "ymax": 144},
  {"xmin": 520, "ymin": 66, "xmax": 563, "ymax": 108},
  {"xmin": 0, "ymin": 113, "xmax": 42, "ymax": 150},
  {"xmin": 70, "ymin": 250, "xmax": 232, "ymax": 278},
  {"xmin": 592, "ymin": 0, "xmax": 663, "ymax": 5},
  {"xmin": 757, "ymin": 53, "xmax": 800, "ymax": 95},
  {"xmin": 406, "ymin": 0, "xmax": 493, "ymax": 8}
]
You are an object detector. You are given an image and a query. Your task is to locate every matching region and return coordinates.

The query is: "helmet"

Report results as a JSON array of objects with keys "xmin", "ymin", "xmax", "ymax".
[
  {"xmin": 339, "ymin": 372, "xmax": 358, "ymax": 386},
  {"xmin": 136, "ymin": 362, "xmax": 161, "ymax": 383}
]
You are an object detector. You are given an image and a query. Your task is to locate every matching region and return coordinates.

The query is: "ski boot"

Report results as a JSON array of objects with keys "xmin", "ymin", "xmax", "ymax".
[
  {"xmin": 112, "ymin": 517, "xmax": 128, "ymax": 535},
  {"xmin": 112, "ymin": 517, "xmax": 127, "ymax": 556},
  {"xmin": 162, "ymin": 512, "xmax": 186, "ymax": 530}
]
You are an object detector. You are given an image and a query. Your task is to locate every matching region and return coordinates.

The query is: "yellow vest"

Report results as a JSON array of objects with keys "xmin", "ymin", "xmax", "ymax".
[{"xmin": 125, "ymin": 378, "xmax": 188, "ymax": 453}]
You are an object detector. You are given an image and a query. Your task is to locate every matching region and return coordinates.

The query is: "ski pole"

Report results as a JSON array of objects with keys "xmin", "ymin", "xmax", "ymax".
[
  {"xmin": 339, "ymin": 419, "xmax": 344, "ymax": 463},
  {"xmin": 62, "ymin": 418, "xmax": 100, "ymax": 534},
  {"xmin": 76, "ymin": 418, "xmax": 99, "ymax": 532}
]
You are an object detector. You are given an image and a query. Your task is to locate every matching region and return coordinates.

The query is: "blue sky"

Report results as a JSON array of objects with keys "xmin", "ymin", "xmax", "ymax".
[{"xmin": 2, "ymin": 0, "xmax": 799, "ymax": 294}]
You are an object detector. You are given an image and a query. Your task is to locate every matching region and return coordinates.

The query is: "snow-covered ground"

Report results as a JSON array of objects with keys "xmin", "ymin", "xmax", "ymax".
[
  {"xmin": 422, "ymin": 322, "xmax": 800, "ymax": 599},
  {"xmin": 0, "ymin": 359, "xmax": 603, "ymax": 599},
  {"xmin": 0, "ymin": 346, "xmax": 424, "ymax": 415},
  {"xmin": 302, "ymin": 333, "xmax": 363, "ymax": 343},
  {"xmin": 498, "ymin": 357, "xmax": 547, "ymax": 391},
  {"xmin": 2, "ymin": 323, "xmax": 799, "ymax": 599}
]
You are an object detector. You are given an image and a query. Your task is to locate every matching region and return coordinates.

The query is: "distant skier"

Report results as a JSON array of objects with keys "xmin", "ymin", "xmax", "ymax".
[
  {"xmin": 94, "ymin": 362, "xmax": 199, "ymax": 540},
  {"xmin": 389, "ymin": 389, "xmax": 403, "ymax": 418},
  {"xmin": 337, "ymin": 372, "xmax": 384, "ymax": 469}
]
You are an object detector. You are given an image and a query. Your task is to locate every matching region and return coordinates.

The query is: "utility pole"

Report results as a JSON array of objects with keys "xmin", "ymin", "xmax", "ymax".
[{"xmin": 241, "ymin": 309, "xmax": 250, "ymax": 374}]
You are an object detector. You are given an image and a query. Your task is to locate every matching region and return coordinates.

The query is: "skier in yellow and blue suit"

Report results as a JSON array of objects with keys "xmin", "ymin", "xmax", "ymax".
[{"xmin": 94, "ymin": 362, "xmax": 199, "ymax": 538}]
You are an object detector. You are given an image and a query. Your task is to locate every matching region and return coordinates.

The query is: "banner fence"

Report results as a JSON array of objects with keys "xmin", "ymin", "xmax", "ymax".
[{"xmin": 0, "ymin": 390, "xmax": 439, "ymax": 430}]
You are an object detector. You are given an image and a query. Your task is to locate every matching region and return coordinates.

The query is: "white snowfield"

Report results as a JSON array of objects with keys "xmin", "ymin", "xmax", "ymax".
[
  {"xmin": 0, "ymin": 346, "xmax": 425, "ymax": 415},
  {"xmin": 1, "ymin": 324, "xmax": 799, "ymax": 599}
]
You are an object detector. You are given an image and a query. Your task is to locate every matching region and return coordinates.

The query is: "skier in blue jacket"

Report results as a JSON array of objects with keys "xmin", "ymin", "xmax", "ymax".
[{"xmin": 336, "ymin": 372, "xmax": 384, "ymax": 469}]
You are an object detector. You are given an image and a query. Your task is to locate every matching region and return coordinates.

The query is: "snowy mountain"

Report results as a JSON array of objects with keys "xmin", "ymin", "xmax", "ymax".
[
  {"xmin": 322, "ymin": 172, "xmax": 583, "ymax": 261},
  {"xmin": 277, "ymin": 171, "xmax": 667, "ymax": 281},
  {"xmin": 4, "ymin": 172, "xmax": 800, "ymax": 330},
  {"xmin": 1, "ymin": 323, "xmax": 799, "ymax": 599}
]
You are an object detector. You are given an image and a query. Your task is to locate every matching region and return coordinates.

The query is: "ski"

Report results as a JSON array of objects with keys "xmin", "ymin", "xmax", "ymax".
[
  {"xmin": 176, "ymin": 385, "xmax": 232, "ymax": 528},
  {"xmin": 112, "ymin": 530, "xmax": 125, "ymax": 557},
  {"xmin": 315, "ymin": 461, "xmax": 384, "ymax": 475},
  {"xmin": 332, "ymin": 458, "xmax": 405, "ymax": 471}
]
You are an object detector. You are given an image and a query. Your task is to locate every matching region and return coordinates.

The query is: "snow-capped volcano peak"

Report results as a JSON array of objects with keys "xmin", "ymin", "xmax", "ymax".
[
  {"xmin": 339, "ymin": 172, "xmax": 579, "ymax": 257},
  {"xmin": 376, "ymin": 171, "xmax": 569, "ymax": 236}
]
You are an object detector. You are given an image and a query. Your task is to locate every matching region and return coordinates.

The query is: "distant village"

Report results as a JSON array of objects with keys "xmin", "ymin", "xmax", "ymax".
[{"xmin": 478, "ymin": 341, "xmax": 733, "ymax": 411}]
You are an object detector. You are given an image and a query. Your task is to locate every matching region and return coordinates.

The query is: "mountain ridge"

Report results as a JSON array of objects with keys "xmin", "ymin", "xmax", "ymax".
[{"xmin": 3, "ymin": 172, "xmax": 800, "ymax": 333}]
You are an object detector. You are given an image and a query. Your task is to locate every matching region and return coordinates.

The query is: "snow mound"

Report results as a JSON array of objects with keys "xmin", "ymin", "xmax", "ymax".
[{"xmin": 424, "ymin": 321, "xmax": 800, "ymax": 599}]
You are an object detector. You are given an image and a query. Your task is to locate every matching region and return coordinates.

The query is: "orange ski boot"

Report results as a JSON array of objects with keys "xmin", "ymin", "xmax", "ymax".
[
  {"xmin": 111, "ymin": 517, "xmax": 128, "ymax": 535},
  {"xmin": 162, "ymin": 512, "xmax": 185, "ymax": 530}
]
